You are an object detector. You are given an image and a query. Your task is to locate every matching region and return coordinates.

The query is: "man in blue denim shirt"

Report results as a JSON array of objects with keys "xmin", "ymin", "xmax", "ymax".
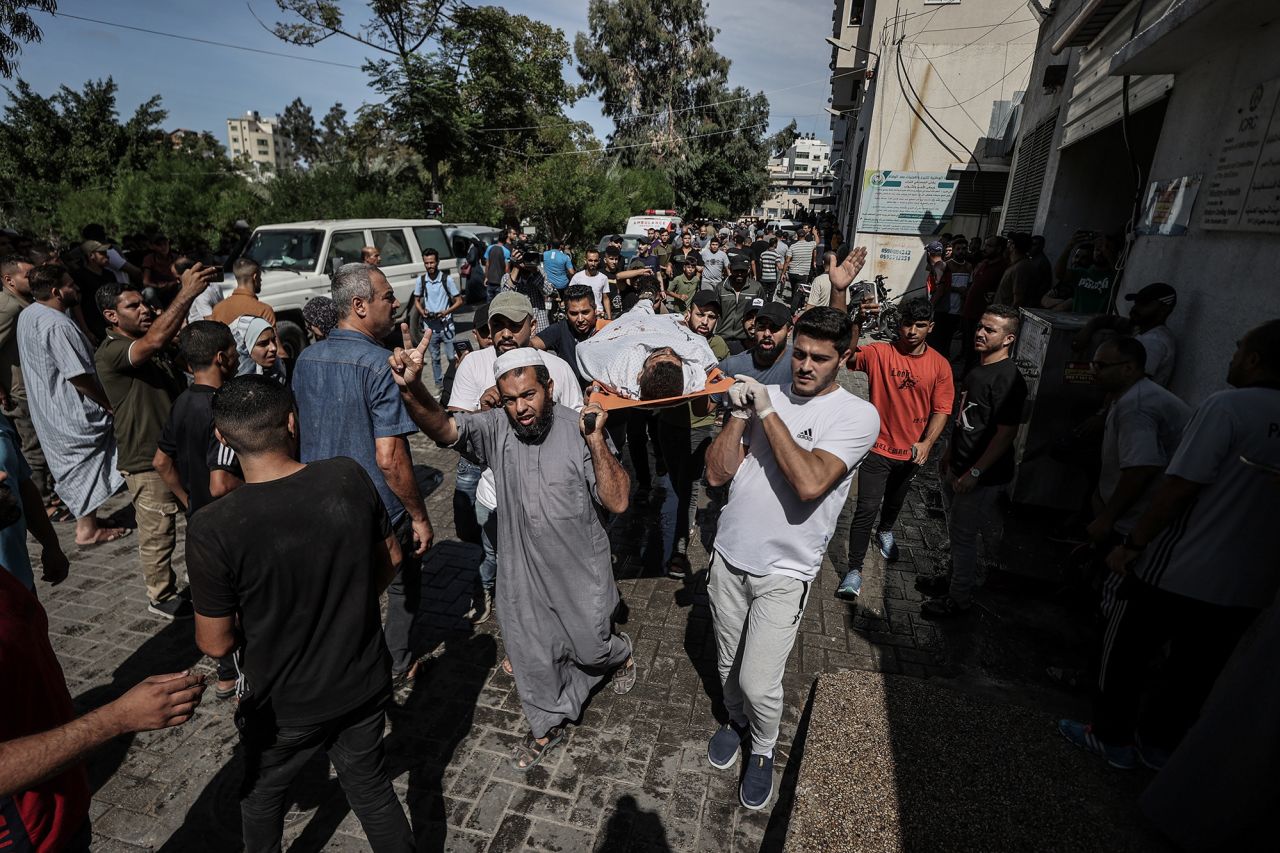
[{"xmin": 293, "ymin": 262, "xmax": 435, "ymax": 684}]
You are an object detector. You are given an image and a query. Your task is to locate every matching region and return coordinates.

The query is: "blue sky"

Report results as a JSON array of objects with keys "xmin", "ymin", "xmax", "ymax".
[{"xmin": 7, "ymin": 0, "xmax": 835, "ymax": 144}]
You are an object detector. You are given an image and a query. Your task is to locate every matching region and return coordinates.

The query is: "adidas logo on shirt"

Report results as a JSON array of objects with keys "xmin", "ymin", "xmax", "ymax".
[{"xmin": 795, "ymin": 428, "xmax": 814, "ymax": 442}]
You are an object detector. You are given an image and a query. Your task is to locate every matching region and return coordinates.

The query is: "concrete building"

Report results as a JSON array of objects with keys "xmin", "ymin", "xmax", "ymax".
[
  {"xmin": 752, "ymin": 134, "xmax": 835, "ymax": 220},
  {"xmin": 226, "ymin": 111, "xmax": 287, "ymax": 177},
  {"xmin": 827, "ymin": 0, "xmax": 1036, "ymax": 296},
  {"xmin": 999, "ymin": 0, "xmax": 1280, "ymax": 402}
]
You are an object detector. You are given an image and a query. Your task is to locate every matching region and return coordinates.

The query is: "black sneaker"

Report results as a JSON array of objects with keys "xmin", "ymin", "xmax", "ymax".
[
  {"xmin": 666, "ymin": 553, "xmax": 691, "ymax": 580},
  {"xmin": 148, "ymin": 597, "xmax": 193, "ymax": 620},
  {"xmin": 914, "ymin": 571, "xmax": 951, "ymax": 597}
]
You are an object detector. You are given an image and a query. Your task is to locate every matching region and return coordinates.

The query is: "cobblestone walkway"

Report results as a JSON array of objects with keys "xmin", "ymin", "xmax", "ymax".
[{"xmin": 40, "ymin": 368, "xmax": 1082, "ymax": 852}]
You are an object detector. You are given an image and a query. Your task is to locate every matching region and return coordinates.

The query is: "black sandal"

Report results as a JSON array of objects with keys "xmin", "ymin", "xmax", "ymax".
[{"xmin": 511, "ymin": 726, "xmax": 566, "ymax": 771}]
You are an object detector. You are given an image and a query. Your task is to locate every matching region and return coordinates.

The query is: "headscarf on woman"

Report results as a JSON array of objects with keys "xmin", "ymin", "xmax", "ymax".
[{"xmin": 229, "ymin": 315, "xmax": 288, "ymax": 384}]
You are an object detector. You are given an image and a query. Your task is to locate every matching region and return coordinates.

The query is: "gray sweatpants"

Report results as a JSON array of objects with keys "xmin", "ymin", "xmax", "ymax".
[{"xmin": 708, "ymin": 554, "xmax": 810, "ymax": 755}]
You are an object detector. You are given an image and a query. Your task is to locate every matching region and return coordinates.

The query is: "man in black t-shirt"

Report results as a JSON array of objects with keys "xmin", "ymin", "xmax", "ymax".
[
  {"xmin": 154, "ymin": 322, "xmax": 244, "ymax": 517},
  {"xmin": 154, "ymin": 321, "xmax": 245, "ymax": 700},
  {"xmin": 531, "ymin": 284, "xmax": 600, "ymax": 387},
  {"xmin": 920, "ymin": 304, "xmax": 1027, "ymax": 617},
  {"xmin": 186, "ymin": 377, "xmax": 412, "ymax": 851}
]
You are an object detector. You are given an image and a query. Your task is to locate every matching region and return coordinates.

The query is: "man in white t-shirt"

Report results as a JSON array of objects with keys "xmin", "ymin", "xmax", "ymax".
[
  {"xmin": 1086, "ymin": 336, "xmax": 1190, "ymax": 546},
  {"xmin": 447, "ymin": 291, "xmax": 581, "ymax": 623},
  {"xmin": 702, "ymin": 306, "xmax": 879, "ymax": 810},
  {"xmin": 1060, "ymin": 319, "xmax": 1280, "ymax": 772},
  {"xmin": 567, "ymin": 249, "xmax": 611, "ymax": 316}
]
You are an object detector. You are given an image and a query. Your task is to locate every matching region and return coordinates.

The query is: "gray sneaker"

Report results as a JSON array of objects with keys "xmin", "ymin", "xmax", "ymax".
[
  {"xmin": 148, "ymin": 597, "xmax": 193, "ymax": 620},
  {"xmin": 469, "ymin": 587, "xmax": 493, "ymax": 625}
]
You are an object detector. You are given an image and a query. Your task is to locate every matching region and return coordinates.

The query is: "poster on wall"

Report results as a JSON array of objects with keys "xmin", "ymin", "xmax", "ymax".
[
  {"xmin": 856, "ymin": 170, "xmax": 958, "ymax": 235},
  {"xmin": 1201, "ymin": 77, "xmax": 1280, "ymax": 233},
  {"xmin": 1137, "ymin": 174, "xmax": 1201, "ymax": 236}
]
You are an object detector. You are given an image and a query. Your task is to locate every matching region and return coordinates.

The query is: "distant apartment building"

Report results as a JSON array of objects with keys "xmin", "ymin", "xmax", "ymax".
[
  {"xmin": 226, "ymin": 111, "xmax": 287, "ymax": 177},
  {"xmin": 752, "ymin": 134, "xmax": 836, "ymax": 220}
]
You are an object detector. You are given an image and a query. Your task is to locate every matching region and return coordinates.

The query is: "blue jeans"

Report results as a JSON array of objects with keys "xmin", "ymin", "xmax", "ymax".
[
  {"xmin": 425, "ymin": 318, "xmax": 454, "ymax": 385},
  {"xmin": 485, "ymin": 282, "xmax": 501, "ymax": 302},
  {"xmin": 473, "ymin": 503, "xmax": 498, "ymax": 591},
  {"xmin": 453, "ymin": 457, "xmax": 482, "ymax": 543}
]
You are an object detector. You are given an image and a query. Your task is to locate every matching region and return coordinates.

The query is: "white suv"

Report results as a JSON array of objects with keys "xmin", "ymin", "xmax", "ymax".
[{"xmin": 230, "ymin": 219, "xmax": 457, "ymax": 329}]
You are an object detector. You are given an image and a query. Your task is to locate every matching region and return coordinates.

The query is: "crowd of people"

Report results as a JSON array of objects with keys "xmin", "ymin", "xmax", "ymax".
[{"xmin": 1, "ymin": 212, "xmax": 1277, "ymax": 851}]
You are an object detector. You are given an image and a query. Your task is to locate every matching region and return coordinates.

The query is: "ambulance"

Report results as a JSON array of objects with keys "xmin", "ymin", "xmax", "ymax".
[{"xmin": 625, "ymin": 209, "xmax": 683, "ymax": 234}]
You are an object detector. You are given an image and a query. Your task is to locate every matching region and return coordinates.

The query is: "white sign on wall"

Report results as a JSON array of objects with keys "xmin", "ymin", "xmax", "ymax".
[
  {"xmin": 1202, "ymin": 77, "xmax": 1280, "ymax": 233},
  {"xmin": 856, "ymin": 170, "xmax": 958, "ymax": 235}
]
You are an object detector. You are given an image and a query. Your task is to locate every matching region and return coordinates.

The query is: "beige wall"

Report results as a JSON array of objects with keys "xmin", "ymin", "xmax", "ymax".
[{"xmin": 844, "ymin": 0, "xmax": 1036, "ymax": 292}]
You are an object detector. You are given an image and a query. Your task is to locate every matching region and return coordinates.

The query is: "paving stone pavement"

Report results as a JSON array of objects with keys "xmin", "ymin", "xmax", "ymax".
[{"xmin": 34, "ymin": 365, "xmax": 1066, "ymax": 852}]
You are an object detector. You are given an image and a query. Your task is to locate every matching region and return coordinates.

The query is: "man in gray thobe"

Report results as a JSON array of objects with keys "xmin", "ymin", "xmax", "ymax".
[{"xmin": 389, "ymin": 334, "xmax": 636, "ymax": 769}]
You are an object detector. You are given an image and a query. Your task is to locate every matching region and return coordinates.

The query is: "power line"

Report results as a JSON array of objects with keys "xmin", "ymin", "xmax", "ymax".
[
  {"xmin": 917, "ymin": 6, "xmax": 1030, "ymax": 59},
  {"xmin": 473, "ymin": 67, "xmax": 870, "ymax": 133},
  {"xmin": 49, "ymin": 12, "xmax": 364, "ymax": 69},
  {"xmin": 913, "ymin": 43, "xmax": 1037, "ymax": 109},
  {"xmin": 907, "ymin": 18, "xmax": 1036, "ymax": 37},
  {"xmin": 477, "ymin": 121, "xmax": 768, "ymax": 159},
  {"xmin": 906, "ymin": 44, "xmax": 988, "ymax": 137},
  {"xmin": 892, "ymin": 43, "xmax": 963, "ymax": 163}
]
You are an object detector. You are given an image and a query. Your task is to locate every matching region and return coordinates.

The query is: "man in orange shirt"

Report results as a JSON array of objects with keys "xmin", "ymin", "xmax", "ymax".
[
  {"xmin": 210, "ymin": 258, "xmax": 276, "ymax": 327},
  {"xmin": 837, "ymin": 298, "xmax": 955, "ymax": 598}
]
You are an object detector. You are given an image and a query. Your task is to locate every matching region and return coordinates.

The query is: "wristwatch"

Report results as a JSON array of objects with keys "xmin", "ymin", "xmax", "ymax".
[{"xmin": 968, "ymin": 467, "xmax": 983, "ymax": 479}]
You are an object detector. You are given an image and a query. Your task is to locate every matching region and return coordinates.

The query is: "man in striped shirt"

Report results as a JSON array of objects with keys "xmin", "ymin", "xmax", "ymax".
[
  {"xmin": 758, "ymin": 237, "xmax": 783, "ymax": 303},
  {"xmin": 783, "ymin": 225, "xmax": 818, "ymax": 307}
]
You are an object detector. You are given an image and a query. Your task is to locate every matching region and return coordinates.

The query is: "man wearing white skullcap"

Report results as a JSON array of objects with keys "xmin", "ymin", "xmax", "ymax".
[
  {"xmin": 388, "ymin": 318, "xmax": 637, "ymax": 772},
  {"xmin": 445, "ymin": 292, "xmax": 581, "ymax": 625}
]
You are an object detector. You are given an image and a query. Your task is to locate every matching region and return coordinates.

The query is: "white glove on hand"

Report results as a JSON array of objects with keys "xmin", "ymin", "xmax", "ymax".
[
  {"xmin": 727, "ymin": 380, "xmax": 751, "ymax": 410},
  {"xmin": 732, "ymin": 375, "xmax": 773, "ymax": 418}
]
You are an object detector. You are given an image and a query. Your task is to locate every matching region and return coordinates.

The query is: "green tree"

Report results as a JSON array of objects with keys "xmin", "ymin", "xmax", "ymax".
[
  {"xmin": 318, "ymin": 101, "xmax": 348, "ymax": 160},
  {"xmin": 269, "ymin": 2, "xmax": 583, "ymax": 194},
  {"xmin": 269, "ymin": 1, "xmax": 463, "ymax": 195},
  {"xmin": 574, "ymin": 0, "xmax": 788, "ymax": 218},
  {"xmin": 0, "ymin": 0, "xmax": 55, "ymax": 78},
  {"xmin": 0, "ymin": 77, "xmax": 166, "ymax": 228},
  {"xmin": 278, "ymin": 97, "xmax": 319, "ymax": 167}
]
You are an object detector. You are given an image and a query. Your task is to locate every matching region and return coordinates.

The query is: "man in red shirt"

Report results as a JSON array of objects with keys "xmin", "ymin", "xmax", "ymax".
[
  {"xmin": 0, "ymin": 569, "xmax": 206, "ymax": 851},
  {"xmin": 837, "ymin": 298, "xmax": 955, "ymax": 598}
]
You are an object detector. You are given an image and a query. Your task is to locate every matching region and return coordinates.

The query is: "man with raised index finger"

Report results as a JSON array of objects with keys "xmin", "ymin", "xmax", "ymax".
[{"xmin": 389, "ymin": 333, "xmax": 635, "ymax": 774}]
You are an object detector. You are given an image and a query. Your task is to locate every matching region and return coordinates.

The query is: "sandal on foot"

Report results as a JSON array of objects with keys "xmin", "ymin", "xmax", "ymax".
[
  {"xmin": 511, "ymin": 726, "xmax": 566, "ymax": 771},
  {"xmin": 75, "ymin": 527, "xmax": 132, "ymax": 547},
  {"xmin": 501, "ymin": 657, "xmax": 513, "ymax": 677},
  {"xmin": 47, "ymin": 506, "xmax": 74, "ymax": 523},
  {"xmin": 611, "ymin": 632, "xmax": 638, "ymax": 695}
]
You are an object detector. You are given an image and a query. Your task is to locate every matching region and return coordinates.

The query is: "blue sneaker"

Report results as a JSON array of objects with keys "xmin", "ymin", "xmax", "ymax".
[
  {"xmin": 1057, "ymin": 719, "xmax": 1136, "ymax": 770},
  {"xmin": 877, "ymin": 530, "xmax": 899, "ymax": 561},
  {"xmin": 1135, "ymin": 731, "xmax": 1171, "ymax": 771},
  {"xmin": 836, "ymin": 569, "xmax": 862, "ymax": 600},
  {"xmin": 707, "ymin": 721, "xmax": 747, "ymax": 770},
  {"xmin": 739, "ymin": 753, "xmax": 774, "ymax": 810}
]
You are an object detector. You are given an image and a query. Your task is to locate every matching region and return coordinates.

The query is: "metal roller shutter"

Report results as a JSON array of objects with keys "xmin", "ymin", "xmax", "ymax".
[{"xmin": 1003, "ymin": 111, "xmax": 1058, "ymax": 234}]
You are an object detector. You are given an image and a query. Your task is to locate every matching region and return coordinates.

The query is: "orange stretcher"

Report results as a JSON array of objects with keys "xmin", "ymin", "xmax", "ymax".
[{"xmin": 586, "ymin": 368, "xmax": 737, "ymax": 411}]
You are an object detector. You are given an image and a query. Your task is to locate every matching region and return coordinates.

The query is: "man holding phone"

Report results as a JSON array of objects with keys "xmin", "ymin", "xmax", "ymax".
[{"xmin": 413, "ymin": 247, "xmax": 464, "ymax": 388}]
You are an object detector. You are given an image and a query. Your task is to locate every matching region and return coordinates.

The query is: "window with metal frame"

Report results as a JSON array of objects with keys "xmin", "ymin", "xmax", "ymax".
[{"xmin": 372, "ymin": 229, "xmax": 413, "ymax": 266}]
